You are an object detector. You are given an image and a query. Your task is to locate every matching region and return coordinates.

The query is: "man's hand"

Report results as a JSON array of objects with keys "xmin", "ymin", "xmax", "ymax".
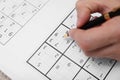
[{"xmin": 69, "ymin": 0, "xmax": 120, "ymax": 60}]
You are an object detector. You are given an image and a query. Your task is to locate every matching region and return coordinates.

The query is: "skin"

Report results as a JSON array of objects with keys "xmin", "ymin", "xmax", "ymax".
[{"xmin": 69, "ymin": 0, "xmax": 120, "ymax": 60}]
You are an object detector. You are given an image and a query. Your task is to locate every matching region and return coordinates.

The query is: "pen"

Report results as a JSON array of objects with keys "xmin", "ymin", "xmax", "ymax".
[{"xmin": 64, "ymin": 7, "xmax": 120, "ymax": 38}]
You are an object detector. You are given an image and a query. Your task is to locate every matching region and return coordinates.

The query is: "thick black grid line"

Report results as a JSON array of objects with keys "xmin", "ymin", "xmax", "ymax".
[
  {"xmin": 27, "ymin": 7, "xmax": 75, "ymax": 65},
  {"xmin": 72, "ymin": 68, "xmax": 82, "ymax": 80},
  {"xmin": 27, "ymin": 61, "xmax": 51, "ymax": 80},
  {"xmin": 63, "ymin": 50, "xmax": 99, "ymax": 80},
  {"xmin": 103, "ymin": 60, "xmax": 117, "ymax": 80},
  {"xmin": 27, "ymin": 8, "xmax": 117, "ymax": 80},
  {"xmin": 82, "ymin": 68, "xmax": 99, "ymax": 80},
  {"xmin": 27, "ymin": 8, "xmax": 77, "ymax": 80},
  {"xmin": 81, "ymin": 59, "xmax": 116, "ymax": 80},
  {"xmin": 45, "ymin": 42, "xmax": 64, "ymax": 75}
]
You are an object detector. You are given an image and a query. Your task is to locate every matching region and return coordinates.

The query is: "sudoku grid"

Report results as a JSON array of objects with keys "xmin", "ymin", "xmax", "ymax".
[
  {"xmin": 0, "ymin": 0, "xmax": 48, "ymax": 45},
  {"xmin": 27, "ymin": 9, "xmax": 117, "ymax": 80}
]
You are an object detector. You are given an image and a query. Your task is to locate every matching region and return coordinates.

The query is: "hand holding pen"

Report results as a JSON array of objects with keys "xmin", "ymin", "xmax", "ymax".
[
  {"xmin": 67, "ymin": 0, "xmax": 120, "ymax": 61},
  {"xmin": 64, "ymin": 7, "xmax": 120, "ymax": 36}
]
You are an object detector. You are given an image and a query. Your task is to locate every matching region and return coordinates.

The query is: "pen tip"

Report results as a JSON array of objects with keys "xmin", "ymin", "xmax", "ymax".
[{"xmin": 63, "ymin": 31, "xmax": 69, "ymax": 38}]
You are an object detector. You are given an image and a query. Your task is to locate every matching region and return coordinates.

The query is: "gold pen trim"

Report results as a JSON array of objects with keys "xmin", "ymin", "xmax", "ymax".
[{"xmin": 104, "ymin": 13, "xmax": 110, "ymax": 20}]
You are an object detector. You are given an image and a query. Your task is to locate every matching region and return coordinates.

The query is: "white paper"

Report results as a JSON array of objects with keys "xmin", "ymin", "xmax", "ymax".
[{"xmin": 0, "ymin": 0, "xmax": 120, "ymax": 80}]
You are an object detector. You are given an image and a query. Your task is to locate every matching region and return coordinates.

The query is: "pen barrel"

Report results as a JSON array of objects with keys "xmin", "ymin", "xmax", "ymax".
[
  {"xmin": 81, "ymin": 16, "xmax": 105, "ymax": 30},
  {"xmin": 109, "ymin": 9, "xmax": 120, "ymax": 18},
  {"xmin": 81, "ymin": 8, "xmax": 120, "ymax": 30}
]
